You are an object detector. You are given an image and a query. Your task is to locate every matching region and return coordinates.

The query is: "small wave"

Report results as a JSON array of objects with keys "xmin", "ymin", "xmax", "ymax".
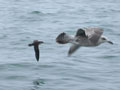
[
  {"xmin": 31, "ymin": 79, "xmax": 45, "ymax": 90},
  {"xmin": 31, "ymin": 11, "xmax": 42, "ymax": 14}
]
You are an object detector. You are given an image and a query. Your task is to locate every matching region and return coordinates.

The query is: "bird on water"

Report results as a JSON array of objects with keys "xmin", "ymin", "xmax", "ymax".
[
  {"xmin": 28, "ymin": 40, "xmax": 44, "ymax": 61},
  {"xmin": 56, "ymin": 27, "xmax": 113, "ymax": 56}
]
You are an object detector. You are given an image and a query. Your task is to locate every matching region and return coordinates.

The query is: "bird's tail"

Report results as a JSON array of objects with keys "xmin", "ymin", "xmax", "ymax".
[{"xmin": 56, "ymin": 32, "xmax": 73, "ymax": 44}]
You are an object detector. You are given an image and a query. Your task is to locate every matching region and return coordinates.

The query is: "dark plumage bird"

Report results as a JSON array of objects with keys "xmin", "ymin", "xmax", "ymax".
[{"xmin": 28, "ymin": 40, "xmax": 44, "ymax": 61}]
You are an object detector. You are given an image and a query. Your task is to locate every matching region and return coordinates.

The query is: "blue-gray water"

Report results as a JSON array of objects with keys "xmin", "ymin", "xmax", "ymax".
[{"xmin": 0, "ymin": 0, "xmax": 120, "ymax": 90}]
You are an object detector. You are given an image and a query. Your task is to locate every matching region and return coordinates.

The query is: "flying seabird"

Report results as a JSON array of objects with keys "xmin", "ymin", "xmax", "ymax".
[
  {"xmin": 56, "ymin": 27, "xmax": 113, "ymax": 56},
  {"xmin": 28, "ymin": 40, "xmax": 44, "ymax": 61}
]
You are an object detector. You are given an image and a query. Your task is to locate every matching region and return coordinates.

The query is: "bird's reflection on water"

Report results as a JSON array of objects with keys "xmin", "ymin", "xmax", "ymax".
[{"xmin": 31, "ymin": 78, "xmax": 45, "ymax": 90}]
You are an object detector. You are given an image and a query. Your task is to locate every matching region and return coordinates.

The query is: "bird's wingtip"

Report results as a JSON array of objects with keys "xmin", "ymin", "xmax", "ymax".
[
  {"xmin": 68, "ymin": 54, "xmax": 72, "ymax": 57},
  {"xmin": 28, "ymin": 43, "xmax": 33, "ymax": 46},
  {"xmin": 36, "ymin": 59, "xmax": 39, "ymax": 62}
]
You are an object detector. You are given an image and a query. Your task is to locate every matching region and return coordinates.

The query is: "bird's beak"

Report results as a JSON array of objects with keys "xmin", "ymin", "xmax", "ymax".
[{"xmin": 107, "ymin": 41, "xmax": 113, "ymax": 45}]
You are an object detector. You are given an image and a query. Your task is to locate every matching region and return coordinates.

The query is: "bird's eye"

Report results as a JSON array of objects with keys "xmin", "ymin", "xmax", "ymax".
[{"xmin": 102, "ymin": 38, "xmax": 106, "ymax": 40}]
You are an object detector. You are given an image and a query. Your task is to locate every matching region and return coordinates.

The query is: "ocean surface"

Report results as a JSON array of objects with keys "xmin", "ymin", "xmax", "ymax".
[{"xmin": 0, "ymin": 0, "xmax": 120, "ymax": 90}]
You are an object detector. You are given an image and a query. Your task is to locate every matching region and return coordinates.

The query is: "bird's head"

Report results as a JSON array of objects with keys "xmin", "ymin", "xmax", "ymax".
[
  {"xmin": 34, "ymin": 40, "xmax": 44, "ymax": 45},
  {"xmin": 28, "ymin": 40, "xmax": 44, "ymax": 46},
  {"xmin": 100, "ymin": 36, "xmax": 113, "ymax": 45}
]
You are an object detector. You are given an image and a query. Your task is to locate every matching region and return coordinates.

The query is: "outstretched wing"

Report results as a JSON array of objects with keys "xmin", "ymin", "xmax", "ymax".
[
  {"xmin": 68, "ymin": 44, "xmax": 80, "ymax": 56},
  {"xmin": 28, "ymin": 43, "xmax": 34, "ymax": 46},
  {"xmin": 34, "ymin": 45, "xmax": 39, "ymax": 61},
  {"xmin": 84, "ymin": 27, "xmax": 104, "ymax": 44},
  {"xmin": 56, "ymin": 32, "xmax": 73, "ymax": 44},
  {"xmin": 75, "ymin": 28, "xmax": 87, "ymax": 37}
]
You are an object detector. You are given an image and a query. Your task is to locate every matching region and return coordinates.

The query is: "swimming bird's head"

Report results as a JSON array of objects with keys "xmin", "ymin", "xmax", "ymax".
[
  {"xmin": 28, "ymin": 40, "xmax": 44, "ymax": 46},
  {"xmin": 100, "ymin": 36, "xmax": 113, "ymax": 45}
]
